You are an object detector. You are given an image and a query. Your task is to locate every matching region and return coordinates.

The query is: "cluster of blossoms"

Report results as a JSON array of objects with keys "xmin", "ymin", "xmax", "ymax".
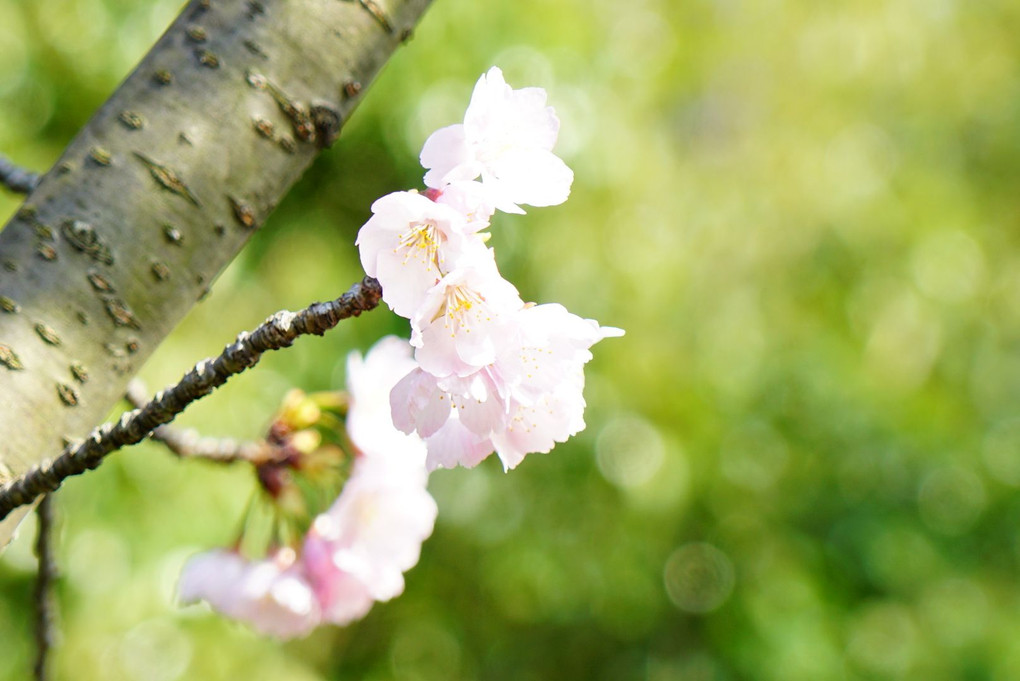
[
  {"xmin": 179, "ymin": 339, "xmax": 435, "ymax": 639},
  {"xmin": 358, "ymin": 66, "xmax": 622, "ymax": 472},
  {"xmin": 178, "ymin": 67, "xmax": 619, "ymax": 639}
]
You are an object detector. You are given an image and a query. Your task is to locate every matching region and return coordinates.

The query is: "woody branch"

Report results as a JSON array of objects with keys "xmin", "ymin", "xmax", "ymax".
[
  {"xmin": 0, "ymin": 276, "xmax": 382, "ymax": 521},
  {"xmin": 0, "ymin": 154, "xmax": 40, "ymax": 195}
]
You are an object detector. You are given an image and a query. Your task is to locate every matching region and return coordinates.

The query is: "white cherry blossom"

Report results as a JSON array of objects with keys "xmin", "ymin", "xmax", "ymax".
[
  {"xmin": 389, "ymin": 366, "xmax": 453, "ymax": 439},
  {"xmin": 410, "ymin": 246, "xmax": 524, "ymax": 377},
  {"xmin": 357, "ymin": 190, "xmax": 481, "ymax": 319},
  {"xmin": 487, "ymin": 306, "xmax": 622, "ymax": 466},
  {"xmin": 421, "ymin": 413, "xmax": 495, "ymax": 471},
  {"xmin": 231, "ymin": 551, "xmax": 321, "ymax": 639},
  {"xmin": 295, "ymin": 438, "xmax": 435, "ymax": 626},
  {"xmin": 420, "ymin": 66, "xmax": 573, "ymax": 214},
  {"xmin": 302, "ymin": 524, "xmax": 376, "ymax": 626}
]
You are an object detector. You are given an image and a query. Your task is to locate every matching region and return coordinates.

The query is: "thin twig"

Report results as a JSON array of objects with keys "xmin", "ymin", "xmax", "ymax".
[
  {"xmin": 0, "ymin": 154, "xmax": 41, "ymax": 194},
  {"xmin": 0, "ymin": 276, "xmax": 382, "ymax": 521},
  {"xmin": 34, "ymin": 494, "xmax": 57, "ymax": 681},
  {"xmin": 125, "ymin": 379, "xmax": 277, "ymax": 464}
]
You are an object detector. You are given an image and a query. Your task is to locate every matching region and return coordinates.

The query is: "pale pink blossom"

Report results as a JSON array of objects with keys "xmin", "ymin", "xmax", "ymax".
[
  {"xmin": 390, "ymin": 367, "xmax": 498, "ymax": 470},
  {"xmin": 299, "ymin": 450, "xmax": 436, "ymax": 625},
  {"xmin": 497, "ymin": 303, "xmax": 621, "ymax": 401},
  {"xmin": 178, "ymin": 549, "xmax": 248, "ymax": 617},
  {"xmin": 178, "ymin": 64, "xmax": 617, "ymax": 637},
  {"xmin": 293, "ymin": 338, "xmax": 437, "ymax": 624},
  {"xmin": 421, "ymin": 413, "xmax": 495, "ymax": 471},
  {"xmin": 307, "ymin": 454, "xmax": 435, "ymax": 595},
  {"xmin": 394, "ymin": 303, "xmax": 623, "ymax": 471},
  {"xmin": 356, "ymin": 190, "xmax": 482, "ymax": 319},
  {"xmin": 483, "ymin": 305, "xmax": 623, "ymax": 468},
  {"xmin": 345, "ymin": 336, "xmax": 428, "ymax": 460},
  {"xmin": 179, "ymin": 338, "xmax": 438, "ymax": 637},
  {"xmin": 302, "ymin": 520, "xmax": 379, "ymax": 626},
  {"xmin": 389, "ymin": 366, "xmax": 452, "ymax": 439},
  {"xmin": 420, "ymin": 66, "xmax": 573, "ymax": 214},
  {"xmin": 179, "ymin": 548, "xmax": 321, "ymax": 639},
  {"xmin": 410, "ymin": 246, "xmax": 524, "ymax": 377},
  {"xmin": 231, "ymin": 552, "xmax": 321, "ymax": 639}
]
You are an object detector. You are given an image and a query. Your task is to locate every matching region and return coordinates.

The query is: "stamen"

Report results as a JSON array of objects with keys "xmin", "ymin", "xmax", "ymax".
[
  {"xmin": 431, "ymin": 284, "xmax": 487, "ymax": 329},
  {"xmin": 396, "ymin": 220, "xmax": 443, "ymax": 271}
]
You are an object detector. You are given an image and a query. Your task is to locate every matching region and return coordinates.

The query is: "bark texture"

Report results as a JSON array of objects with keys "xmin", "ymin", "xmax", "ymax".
[{"xmin": 0, "ymin": 0, "xmax": 431, "ymax": 547}]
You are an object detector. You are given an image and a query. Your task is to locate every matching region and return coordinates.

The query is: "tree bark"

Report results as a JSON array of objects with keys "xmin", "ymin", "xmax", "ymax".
[{"xmin": 0, "ymin": 0, "xmax": 431, "ymax": 548}]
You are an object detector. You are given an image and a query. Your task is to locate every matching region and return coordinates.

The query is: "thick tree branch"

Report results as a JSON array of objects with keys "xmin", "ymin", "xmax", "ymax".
[
  {"xmin": 0, "ymin": 154, "xmax": 40, "ymax": 194},
  {"xmin": 33, "ymin": 494, "xmax": 57, "ymax": 681},
  {"xmin": 125, "ymin": 379, "xmax": 275, "ymax": 463},
  {"xmin": 0, "ymin": 277, "xmax": 381, "ymax": 521}
]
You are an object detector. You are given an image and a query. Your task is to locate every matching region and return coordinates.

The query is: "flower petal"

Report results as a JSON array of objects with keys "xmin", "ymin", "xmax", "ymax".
[
  {"xmin": 424, "ymin": 414, "xmax": 494, "ymax": 471},
  {"xmin": 421, "ymin": 124, "xmax": 476, "ymax": 188},
  {"xmin": 486, "ymin": 147, "xmax": 573, "ymax": 209}
]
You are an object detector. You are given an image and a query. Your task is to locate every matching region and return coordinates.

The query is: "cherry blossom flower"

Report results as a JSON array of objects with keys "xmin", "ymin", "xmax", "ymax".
[
  {"xmin": 179, "ymin": 339, "xmax": 437, "ymax": 639},
  {"xmin": 303, "ymin": 451, "xmax": 436, "ymax": 608},
  {"xmin": 357, "ymin": 190, "xmax": 482, "ymax": 319},
  {"xmin": 420, "ymin": 66, "xmax": 573, "ymax": 214},
  {"xmin": 421, "ymin": 412, "xmax": 496, "ymax": 470},
  {"xmin": 229, "ymin": 552, "xmax": 321, "ymax": 638},
  {"xmin": 178, "ymin": 549, "xmax": 248, "ymax": 616},
  {"xmin": 427, "ymin": 180, "xmax": 497, "ymax": 231},
  {"xmin": 178, "ymin": 64, "xmax": 619, "ymax": 638},
  {"xmin": 345, "ymin": 335, "xmax": 428, "ymax": 458},
  {"xmin": 393, "ymin": 304, "xmax": 623, "ymax": 471},
  {"xmin": 179, "ymin": 548, "xmax": 321, "ymax": 639},
  {"xmin": 298, "ymin": 338, "xmax": 436, "ymax": 621},
  {"xmin": 302, "ymin": 525, "xmax": 376, "ymax": 626},
  {"xmin": 390, "ymin": 367, "xmax": 497, "ymax": 471},
  {"xmin": 335, "ymin": 340, "xmax": 436, "ymax": 596},
  {"xmin": 300, "ymin": 338, "xmax": 437, "ymax": 623},
  {"xmin": 410, "ymin": 246, "xmax": 525, "ymax": 377},
  {"xmin": 389, "ymin": 366, "xmax": 452, "ymax": 440}
]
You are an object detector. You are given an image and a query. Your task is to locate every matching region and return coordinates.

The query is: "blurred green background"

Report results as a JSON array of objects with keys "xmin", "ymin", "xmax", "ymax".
[{"xmin": 3, "ymin": 0, "xmax": 1020, "ymax": 678}]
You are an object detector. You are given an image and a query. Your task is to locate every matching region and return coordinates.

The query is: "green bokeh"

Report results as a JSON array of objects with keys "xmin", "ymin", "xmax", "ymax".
[{"xmin": 3, "ymin": 0, "xmax": 1020, "ymax": 679}]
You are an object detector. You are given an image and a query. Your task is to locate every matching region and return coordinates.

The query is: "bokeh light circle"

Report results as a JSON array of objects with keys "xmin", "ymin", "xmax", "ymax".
[
  {"xmin": 663, "ymin": 542, "xmax": 735, "ymax": 614},
  {"xmin": 917, "ymin": 466, "xmax": 986, "ymax": 536},
  {"xmin": 596, "ymin": 414, "xmax": 665, "ymax": 488}
]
